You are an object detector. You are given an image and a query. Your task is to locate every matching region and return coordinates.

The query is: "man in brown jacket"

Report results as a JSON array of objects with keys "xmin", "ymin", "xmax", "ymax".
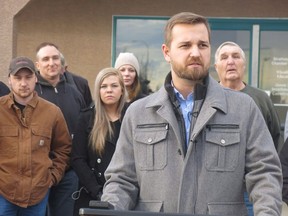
[{"xmin": 0, "ymin": 56, "xmax": 71, "ymax": 215}]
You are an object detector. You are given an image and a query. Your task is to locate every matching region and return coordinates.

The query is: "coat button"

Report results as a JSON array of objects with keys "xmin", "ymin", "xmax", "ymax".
[
  {"xmin": 147, "ymin": 138, "xmax": 153, "ymax": 143},
  {"xmin": 97, "ymin": 158, "xmax": 101, "ymax": 163},
  {"xmin": 220, "ymin": 139, "xmax": 225, "ymax": 144},
  {"xmin": 97, "ymin": 172, "xmax": 102, "ymax": 177}
]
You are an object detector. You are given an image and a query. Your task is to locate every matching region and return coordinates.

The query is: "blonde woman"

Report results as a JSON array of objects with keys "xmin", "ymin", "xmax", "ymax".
[{"xmin": 70, "ymin": 67, "xmax": 127, "ymax": 215}]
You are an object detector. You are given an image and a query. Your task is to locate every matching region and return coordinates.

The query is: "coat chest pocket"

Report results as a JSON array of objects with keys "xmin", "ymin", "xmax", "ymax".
[
  {"xmin": 205, "ymin": 124, "xmax": 240, "ymax": 172},
  {"xmin": 31, "ymin": 126, "xmax": 52, "ymax": 152},
  {"xmin": 135, "ymin": 123, "xmax": 168, "ymax": 171},
  {"xmin": 0, "ymin": 126, "xmax": 18, "ymax": 158}
]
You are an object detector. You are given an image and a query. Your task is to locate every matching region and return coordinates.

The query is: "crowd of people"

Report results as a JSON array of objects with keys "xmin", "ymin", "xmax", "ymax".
[{"xmin": 0, "ymin": 11, "xmax": 287, "ymax": 216}]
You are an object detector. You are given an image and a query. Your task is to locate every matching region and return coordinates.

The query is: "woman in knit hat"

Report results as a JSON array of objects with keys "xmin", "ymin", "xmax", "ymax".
[{"xmin": 114, "ymin": 52, "xmax": 146, "ymax": 104}]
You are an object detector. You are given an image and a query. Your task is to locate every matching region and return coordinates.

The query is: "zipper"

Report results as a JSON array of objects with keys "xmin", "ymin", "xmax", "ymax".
[
  {"xmin": 206, "ymin": 124, "xmax": 239, "ymax": 131},
  {"xmin": 137, "ymin": 123, "xmax": 169, "ymax": 130}
]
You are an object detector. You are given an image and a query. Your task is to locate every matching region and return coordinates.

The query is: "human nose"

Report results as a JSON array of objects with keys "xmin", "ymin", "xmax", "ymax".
[
  {"xmin": 122, "ymin": 69, "xmax": 129, "ymax": 76},
  {"xmin": 48, "ymin": 57, "xmax": 54, "ymax": 65},
  {"xmin": 20, "ymin": 78, "xmax": 28, "ymax": 86},
  {"xmin": 106, "ymin": 86, "xmax": 112, "ymax": 92},
  {"xmin": 189, "ymin": 46, "xmax": 200, "ymax": 57},
  {"xmin": 227, "ymin": 56, "xmax": 235, "ymax": 64}
]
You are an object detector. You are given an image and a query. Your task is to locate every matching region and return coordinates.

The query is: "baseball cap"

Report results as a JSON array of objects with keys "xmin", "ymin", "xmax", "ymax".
[{"xmin": 9, "ymin": 56, "xmax": 36, "ymax": 76}]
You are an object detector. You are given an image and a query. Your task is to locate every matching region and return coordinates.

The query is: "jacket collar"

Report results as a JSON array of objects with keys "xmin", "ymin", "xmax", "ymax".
[
  {"xmin": 164, "ymin": 72, "xmax": 208, "ymax": 107},
  {"xmin": 36, "ymin": 72, "xmax": 65, "ymax": 87},
  {"xmin": 4, "ymin": 91, "xmax": 39, "ymax": 109},
  {"xmin": 145, "ymin": 72, "xmax": 227, "ymax": 113},
  {"xmin": 204, "ymin": 76, "xmax": 227, "ymax": 114}
]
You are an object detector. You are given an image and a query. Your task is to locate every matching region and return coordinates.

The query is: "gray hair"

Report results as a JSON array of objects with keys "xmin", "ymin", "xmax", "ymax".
[
  {"xmin": 214, "ymin": 41, "xmax": 246, "ymax": 64},
  {"xmin": 59, "ymin": 52, "xmax": 66, "ymax": 67}
]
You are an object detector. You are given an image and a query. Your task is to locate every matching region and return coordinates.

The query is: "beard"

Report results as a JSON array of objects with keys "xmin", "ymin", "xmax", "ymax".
[{"xmin": 171, "ymin": 62, "xmax": 209, "ymax": 81}]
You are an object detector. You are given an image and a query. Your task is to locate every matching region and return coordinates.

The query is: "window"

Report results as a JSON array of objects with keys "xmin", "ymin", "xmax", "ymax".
[
  {"xmin": 113, "ymin": 16, "xmax": 288, "ymax": 125},
  {"xmin": 113, "ymin": 16, "xmax": 169, "ymax": 93}
]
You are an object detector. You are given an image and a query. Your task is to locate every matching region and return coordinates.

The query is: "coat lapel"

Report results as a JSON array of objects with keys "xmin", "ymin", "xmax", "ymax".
[
  {"xmin": 146, "ymin": 87, "xmax": 184, "ymax": 152},
  {"xmin": 191, "ymin": 77, "xmax": 228, "ymax": 140}
]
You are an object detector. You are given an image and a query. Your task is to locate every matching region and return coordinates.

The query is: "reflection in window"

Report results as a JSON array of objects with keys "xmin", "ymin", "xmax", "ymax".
[
  {"xmin": 259, "ymin": 31, "xmax": 288, "ymax": 105},
  {"xmin": 259, "ymin": 31, "xmax": 288, "ymax": 124},
  {"xmin": 114, "ymin": 18, "xmax": 169, "ymax": 93}
]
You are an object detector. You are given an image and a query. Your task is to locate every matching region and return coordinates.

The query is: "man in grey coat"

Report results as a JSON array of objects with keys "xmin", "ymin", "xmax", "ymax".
[{"xmin": 101, "ymin": 12, "xmax": 282, "ymax": 216}]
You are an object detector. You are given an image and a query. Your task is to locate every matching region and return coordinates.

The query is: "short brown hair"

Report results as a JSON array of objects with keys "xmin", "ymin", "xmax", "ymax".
[{"xmin": 164, "ymin": 12, "xmax": 211, "ymax": 47}]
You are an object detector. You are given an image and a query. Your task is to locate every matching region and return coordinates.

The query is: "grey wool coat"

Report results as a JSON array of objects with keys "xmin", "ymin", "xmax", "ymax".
[{"xmin": 102, "ymin": 74, "xmax": 282, "ymax": 216}]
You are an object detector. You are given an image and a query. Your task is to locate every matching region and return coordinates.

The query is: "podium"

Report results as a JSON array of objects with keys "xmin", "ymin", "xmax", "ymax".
[
  {"xmin": 79, "ymin": 201, "xmax": 220, "ymax": 216},
  {"xmin": 79, "ymin": 208, "xmax": 218, "ymax": 216}
]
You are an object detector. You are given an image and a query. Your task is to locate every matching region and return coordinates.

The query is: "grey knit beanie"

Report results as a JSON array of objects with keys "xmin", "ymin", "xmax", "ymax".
[{"xmin": 114, "ymin": 52, "xmax": 140, "ymax": 74}]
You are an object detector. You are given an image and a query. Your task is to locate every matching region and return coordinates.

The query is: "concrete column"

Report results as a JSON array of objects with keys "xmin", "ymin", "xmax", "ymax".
[{"xmin": 0, "ymin": 0, "xmax": 29, "ymax": 84}]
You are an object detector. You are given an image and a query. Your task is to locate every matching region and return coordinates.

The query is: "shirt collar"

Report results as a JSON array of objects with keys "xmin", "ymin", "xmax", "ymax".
[{"xmin": 171, "ymin": 80, "xmax": 193, "ymax": 101}]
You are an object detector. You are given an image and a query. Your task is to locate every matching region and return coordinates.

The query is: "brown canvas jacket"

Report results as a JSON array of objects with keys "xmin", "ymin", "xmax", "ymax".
[{"xmin": 0, "ymin": 92, "xmax": 71, "ymax": 207}]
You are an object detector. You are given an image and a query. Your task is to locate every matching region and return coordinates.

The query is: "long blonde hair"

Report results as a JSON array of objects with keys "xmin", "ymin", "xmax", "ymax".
[{"xmin": 89, "ymin": 67, "xmax": 127, "ymax": 155}]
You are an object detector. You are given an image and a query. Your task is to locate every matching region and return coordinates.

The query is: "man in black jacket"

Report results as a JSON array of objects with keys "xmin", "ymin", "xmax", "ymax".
[
  {"xmin": 35, "ymin": 42, "xmax": 86, "ymax": 216},
  {"xmin": 60, "ymin": 53, "xmax": 92, "ymax": 107}
]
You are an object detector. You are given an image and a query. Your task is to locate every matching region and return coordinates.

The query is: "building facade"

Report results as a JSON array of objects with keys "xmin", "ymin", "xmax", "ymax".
[{"xmin": 1, "ymin": 0, "xmax": 288, "ymax": 121}]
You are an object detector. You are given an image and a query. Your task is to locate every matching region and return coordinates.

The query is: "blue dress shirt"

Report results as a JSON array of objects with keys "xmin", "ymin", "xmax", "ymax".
[{"xmin": 173, "ymin": 87, "xmax": 194, "ymax": 147}]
